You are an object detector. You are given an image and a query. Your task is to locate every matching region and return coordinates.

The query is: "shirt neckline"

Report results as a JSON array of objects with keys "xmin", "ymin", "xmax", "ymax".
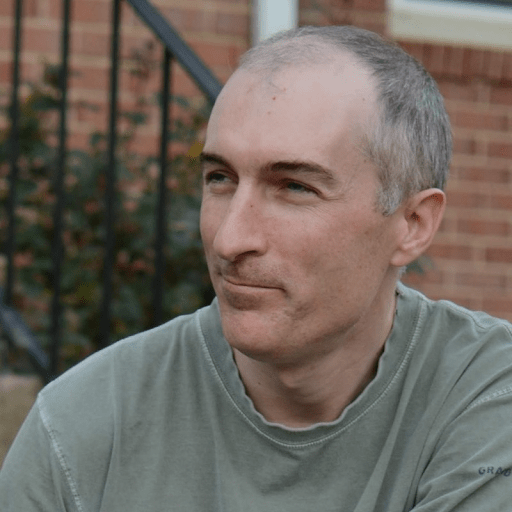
[{"xmin": 199, "ymin": 283, "xmax": 422, "ymax": 446}]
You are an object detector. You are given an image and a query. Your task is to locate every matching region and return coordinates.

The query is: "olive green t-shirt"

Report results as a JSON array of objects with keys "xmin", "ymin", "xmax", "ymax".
[{"xmin": 2, "ymin": 283, "xmax": 512, "ymax": 511}]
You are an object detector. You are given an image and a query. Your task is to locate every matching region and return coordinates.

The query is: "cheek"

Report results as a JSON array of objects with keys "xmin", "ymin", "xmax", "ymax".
[
  {"xmin": 289, "ymin": 215, "xmax": 385, "ymax": 288},
  {"xmin": 272, "ymin": 218, "xmax": 349, "ymax": 298},
  {"xmin": 200, "ymin": 200, "xmax": 219, "ymax": 248}
]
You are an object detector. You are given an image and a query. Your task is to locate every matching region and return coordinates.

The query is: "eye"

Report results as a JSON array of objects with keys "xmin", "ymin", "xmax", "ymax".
[
  {"xmin": 284, "ymin": 180, "xmax": 316, "ymax": 195},
  {"xmin": 203, "ymin": 170, "xmax": 237, "ymax": 194},
  {"xmin": 204, "ymin": 171, "xmax": 230, "ymax": 184}
]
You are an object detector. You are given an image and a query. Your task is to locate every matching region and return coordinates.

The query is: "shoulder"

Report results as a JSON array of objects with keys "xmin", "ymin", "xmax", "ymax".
[
  {"xmin": 398, "ymin": 283, "xmax": 512, "ymax": 409},
  {"xmin": 3, "ymin": 304, "xmax": 221, "ymax": 508},
  {"xmin": 398, "ymin": 282, "xmax": 512, "ymax": 346},
  {"xmin": 43, "ymin": 308, "xmax": 200, "ymax": 395},
  {"xmin": 36, "ymin": 304, "xmax": 217, "ymax": 441}
]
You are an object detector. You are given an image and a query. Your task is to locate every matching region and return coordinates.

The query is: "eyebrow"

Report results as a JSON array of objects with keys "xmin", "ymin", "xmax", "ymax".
[
  {"xmin": 200, "ymin": 152, "xmax": 234, "ymax": 171},
  {"xmin": 200, "ymin": 152, "xmax": 337, "ymax": 186}
]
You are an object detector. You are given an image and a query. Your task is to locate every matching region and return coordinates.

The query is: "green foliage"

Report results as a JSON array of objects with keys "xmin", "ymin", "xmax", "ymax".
[{"xmin": 0, "ymin": 56, "xmax": 213, "ymax": 372}]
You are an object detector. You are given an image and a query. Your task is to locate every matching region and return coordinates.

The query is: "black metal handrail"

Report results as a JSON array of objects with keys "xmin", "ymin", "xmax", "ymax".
[
  {"xmin": 127, "ymin": 0, "xmax": 221, "ymax": 103},
  {"xmin": 1, "ymin": 0, "xmax": 222, "ymax": 382}
]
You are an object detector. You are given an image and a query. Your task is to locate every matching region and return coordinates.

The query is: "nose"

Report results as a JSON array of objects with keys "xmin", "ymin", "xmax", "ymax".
[{"xmin": 212, "ymin": 185, "xmax": 268, "ymax": 263}]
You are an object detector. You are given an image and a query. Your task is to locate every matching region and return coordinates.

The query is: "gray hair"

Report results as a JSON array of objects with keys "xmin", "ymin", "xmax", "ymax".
[{"xmin": 239, "ymin": 26, "xmax": 452, "ymax": 216}]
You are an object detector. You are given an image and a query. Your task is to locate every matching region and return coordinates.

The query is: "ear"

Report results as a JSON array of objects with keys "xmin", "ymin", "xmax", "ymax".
[{"xmin": 390, "ymin": 188, "xmax": 446, "ymax": 268}]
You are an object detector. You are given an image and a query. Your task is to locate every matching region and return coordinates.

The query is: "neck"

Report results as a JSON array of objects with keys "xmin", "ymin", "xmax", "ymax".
[{"xmin": 233, "ymin": 288, "xmax": 398, "ymax": 429}]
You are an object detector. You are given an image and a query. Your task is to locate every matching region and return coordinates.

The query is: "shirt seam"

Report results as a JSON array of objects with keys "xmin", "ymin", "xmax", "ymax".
[
  {"xmin": 37, "ymin": 394, "xmax": 85, "ymax": 512},
  {"xmin": 196, "ymin": 297, "xmax": 424, "ymax": 449},
  {"xmin": 416, "ymin": 293, "xmax": 512, "ymax": 415},
  {"xmin": 436, "ymin": 298, "xmax": 512, "ymax": 336},
  {"xmin": 463, "ymin": 385, "xmax": 512, "ymax": 414}
]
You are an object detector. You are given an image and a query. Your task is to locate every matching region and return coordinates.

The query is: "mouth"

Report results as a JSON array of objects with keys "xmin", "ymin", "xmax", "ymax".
[
  {"xmin": 223, "ymin": 277, "xmax": 280, "ymax": 290},
  {"xmin": 216, "ymin": 273, "xmax": 282, "ymax": 310}
]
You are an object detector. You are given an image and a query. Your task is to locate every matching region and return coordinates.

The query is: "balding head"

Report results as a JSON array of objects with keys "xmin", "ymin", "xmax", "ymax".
[{"xmin": 234, "ymin": 26, "xmax": 452, "ymax": 216}]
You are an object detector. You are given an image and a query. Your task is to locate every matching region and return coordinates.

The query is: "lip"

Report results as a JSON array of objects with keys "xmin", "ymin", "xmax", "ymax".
[{"xmin": 222, "ymin": 277, "xmax": 280, "ymax": 290}]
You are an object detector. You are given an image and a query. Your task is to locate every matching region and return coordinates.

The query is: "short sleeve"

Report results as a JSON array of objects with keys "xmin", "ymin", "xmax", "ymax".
[{"xmin": 0, "ymin": 399, "xmax": 78, "ymax": 511}]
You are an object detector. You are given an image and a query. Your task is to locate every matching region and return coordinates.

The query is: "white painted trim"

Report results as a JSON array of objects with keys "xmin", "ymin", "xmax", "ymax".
[
  {"xmin": 252, "ymin": 0, "xmax": 299, "ymax": 46},
  {"xmin": 388, "ymin": 0, "xmax": 512, "ymax": 50}
]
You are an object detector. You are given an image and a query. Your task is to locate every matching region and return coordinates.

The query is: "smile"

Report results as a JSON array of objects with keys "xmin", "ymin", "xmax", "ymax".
[{"xmin": 223, "ymin": 277, "xmax": 279, "ymax": 290}]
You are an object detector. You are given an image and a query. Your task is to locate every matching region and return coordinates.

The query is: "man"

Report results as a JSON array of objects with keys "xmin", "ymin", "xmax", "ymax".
[{"xmin": 1, "ymin": 25, "xmax": 512, "ymax": 511}]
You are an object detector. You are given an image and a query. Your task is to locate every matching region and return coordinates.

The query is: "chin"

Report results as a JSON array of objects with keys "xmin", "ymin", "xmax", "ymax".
[{"xmin": 219, "ymin": 307, "xmax": 290, "ymax": 361}]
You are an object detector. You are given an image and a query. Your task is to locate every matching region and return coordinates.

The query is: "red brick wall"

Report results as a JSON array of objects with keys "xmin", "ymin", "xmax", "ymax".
[{"xmin": 1, "ymin": 0, "xmax": 511, "ymax": 321}]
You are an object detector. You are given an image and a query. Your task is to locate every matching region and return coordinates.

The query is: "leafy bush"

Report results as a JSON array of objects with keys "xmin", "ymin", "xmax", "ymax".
[{"xmin": 0, "ymin": 56, "xmax": 213, "ymax": 372}]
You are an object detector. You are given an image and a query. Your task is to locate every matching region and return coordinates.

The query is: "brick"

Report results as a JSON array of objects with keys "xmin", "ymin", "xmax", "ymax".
[
  {"xmin": 437, "ymin": 81, "xmax": 477, "ymax": 103},
  {"xmin": 188, "ymin": 8, "xmax": 216, "ymax": 33},
  {"xmin": 71, "ymin": 31, "xmax": 110, "ymax": 57},
  {"xmin": 475, "ymin": 81, "xmax": 491, "ymax": 103},
  {"xmin": 490, "ymin": 86, "xmax": 512, "ymax": 106},
  {"xmin": 452, "ymin": 111, "xmax": 508, "ymax": 132},
  {"xmin": 457, "ymin": 219, "xmax": 510, "ymax": 236},
  {"xmin": 19, "ymin": 60, "xmax": 44, "ymax": 83},
  {"xmin": 0, "ymin": 25, "xmax": 12, "ymax": 54},
  {"xmin": 455, "ymin": 167, "xmax": 511, "ymax": 184},
  {"xmin": 437, "ymin": 217, "xmax": 452, "ymax": 233},
  {"xmin": 215, "ymin": 12, "xmax": 248, "ymax": 37},
  {"xmin": 428, "ymin": 243, "xmax": 473, "ymax": 260},
  {"xmin": 0, "ymin": 0, "xmax": 13, "ymax": 16},
  {"xmin": 504, "ymin": 54, "xmax": 512, "ymax": 81},
  {"xmin": 161, "ymin": 7, "xmax": 187, "ymax": 31},
  {"xmin": 423, "ymin": 43, "xmax": 445, "ymax": 75},
  {"xmin": 46, "ymin": 0, "xmax": 62, "ymax": 20},
  {"xmin": 488, "ymin": 141, "xmax": 512, "ymax": 159},
  {"xmin": 22, "ymin": 26, "xmax": 60, "ymax": 54},
  {"xmin": 482, "ymin": 297, "xmax": 512, "ymax": 315},
  {"xmin": 489, "ymin": 193, "xmax": 512, "ymax": 210},
  {"xmin": 446, "ymin": 191, "xmax": 489, "ymax": 209},
  {"xmin": 352, "ymin": 0, "xmax": 386, "ymax": 12},
  {"xmin": 161, "ymin": 8, "xmax": 215, "ymax": 33},
  {"xmin": 483, "ymin": 51, "xmax": 504, "ymax": 80},
  {"xmin": 0, "ymin": 61, "xmax": 10, "ymax": 83},
  {"xmin": 72, "ymin": 0, "xmax": 111, "ymax": 24},
  {"xmin": 211, "ymin": 0, "xmax": 249, "ymax": 4},
  {"xmin": 486, "ymin": 247, "xmax": 512, "ymax": 263},
  {"xmin": 23, "ymin": 0, "xmax": 38, "ymax": 18},
  {"xmin": 71, "ymin": 100, "xmax": 108, "ymax": 129},
  {"xmin": 455, "ymin": 272, "xmax": 507, "ymax": 289},
  {"xmin": 466, "ymin": 48, "xmax": 486, "ymax": 76},
  {"xmin": 173, "ymin": 68, "xmax": 208, "ymax": 96},
  {"xmin": 191, "ymin": 40, "xmax": 245, "ymax": 69},
  {"xmin": 452, "ymin": 136, "xmax": 478, "ymax": 156},
  {"xmin": 69, "ymin": 65, "xmax": 110, "ymax": 91},
  {"xmin": 402, "ymin": 268, "xmax": 443, "ymax": 286},
  {"xmin": 443, "ymin": 46, "xmax": 464, "ymax": 77}
]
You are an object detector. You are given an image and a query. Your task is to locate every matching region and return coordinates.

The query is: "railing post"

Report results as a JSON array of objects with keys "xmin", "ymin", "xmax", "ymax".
[
  {"xmin": 5, "ymin": 0, "xmax": 24, "ymax": 306},
  {"xmin": 1, "ymin": 0, "xmax": 222, "ymax": 379},
  {"xmin": 152, "ymin": 49, "xmax": 172, "ymax": 327},
  {"xmin": 99, "ymin": 0, "xmax": 121, "ymax": 348},
  {"xmin": 49, "ymin": 0, "xmax": 72, "ymax": 379}
]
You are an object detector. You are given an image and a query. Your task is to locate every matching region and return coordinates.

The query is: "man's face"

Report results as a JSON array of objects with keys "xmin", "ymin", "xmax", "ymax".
[{"xmin": 200, "ymin": 59, "xmax": 405, "ymax": 367}]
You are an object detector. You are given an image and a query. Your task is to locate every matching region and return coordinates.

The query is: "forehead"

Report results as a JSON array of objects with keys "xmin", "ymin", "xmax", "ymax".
[{"xmin": 204, "ymin": 57, "xmax": 376, "ymax": 173}]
